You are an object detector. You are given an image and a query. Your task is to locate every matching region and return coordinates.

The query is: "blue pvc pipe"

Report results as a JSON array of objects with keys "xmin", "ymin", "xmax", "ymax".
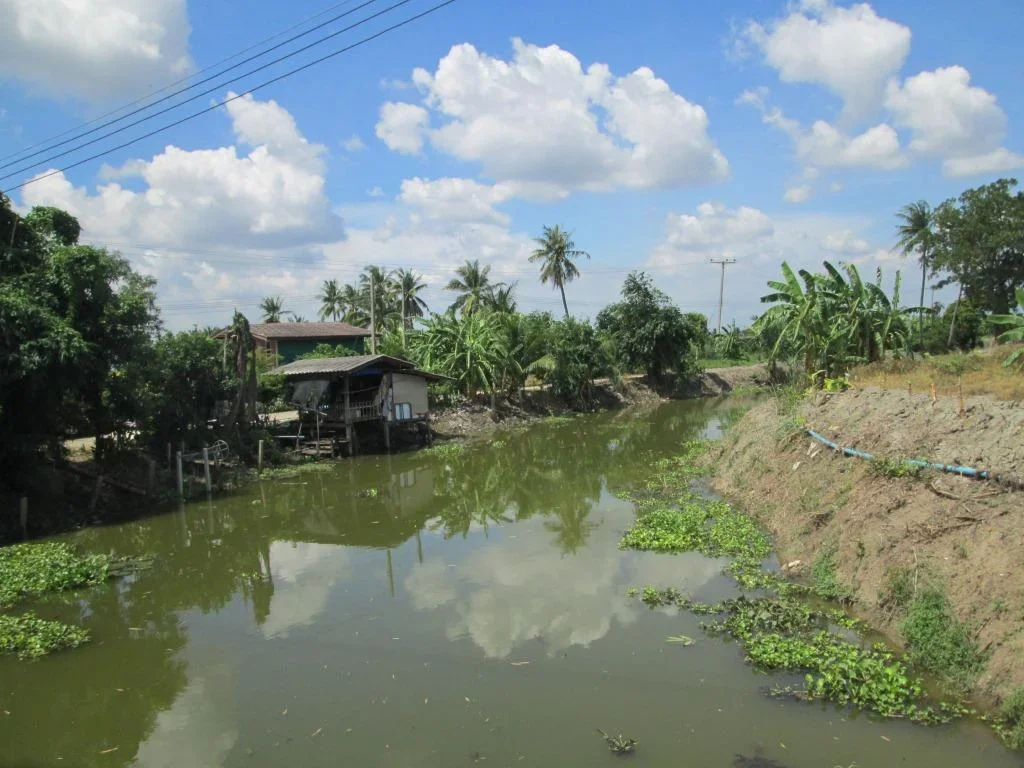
[{"xmin": 805, "ymin": 429, "xmax": 989, "ymax": 480}]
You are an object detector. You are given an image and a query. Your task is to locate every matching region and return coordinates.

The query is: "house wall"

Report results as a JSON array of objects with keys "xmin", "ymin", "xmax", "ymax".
[{"xmin": 390, "ymin": 373, "xmax": 429, "ymax": 420}]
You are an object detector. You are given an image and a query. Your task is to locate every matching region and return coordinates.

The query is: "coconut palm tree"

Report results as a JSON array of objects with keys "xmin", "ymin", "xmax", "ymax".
[
  {"xmin": 446, "ymin": 260, "xmax": 500, "ymax": 316},
  {"xmin": 486, "ymin": 282, "xmax": 518, "ymax": 314},
  {"xmin": 317, "ymin": 279, "xmax": 344, "ymax": 321},
  {"xmin": 340, "ymin": 283, "xmax": 367, "ymax": 325},
  {"xmin": 258, "ymin": 296, "xmax": 285, "ymax": 323},
  {"xmin": 530, "ymin": 225, "xmax": 590, "ymax": 317},
  {"xmin": 895, "ymin": 200, "xmax": 935, "ymax": 351},
  {"xmin": 395, "ymin": 268, "xmax": 428, "ymax": 330}
]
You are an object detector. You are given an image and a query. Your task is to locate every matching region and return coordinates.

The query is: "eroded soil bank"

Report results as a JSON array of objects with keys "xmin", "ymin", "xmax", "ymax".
[{"xmin": 711, "ymin": 387, "xmax": 1024, "ymax": 703}]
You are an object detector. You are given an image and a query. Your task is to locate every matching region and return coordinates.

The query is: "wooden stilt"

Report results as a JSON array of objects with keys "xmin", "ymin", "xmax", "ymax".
[
  {"xmin": 176, "ymin": 451, "xmax": 184, "ymax": 498},
  {"xmin": 202, "ymin": 447, "xmax": 212, "ymax": 491},
  {"xmin": 19, "ymin": 497, "xmax": 28, "ymax": 536},
  {"xmin": 147, "ymin": 458, "xmax": 157, "ymax": 496}
]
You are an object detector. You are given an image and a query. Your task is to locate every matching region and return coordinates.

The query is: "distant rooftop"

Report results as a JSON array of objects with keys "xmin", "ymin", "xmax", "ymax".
[{"xmin": 245, "ymin": 322, "xmax": 370, "ymax": 340}]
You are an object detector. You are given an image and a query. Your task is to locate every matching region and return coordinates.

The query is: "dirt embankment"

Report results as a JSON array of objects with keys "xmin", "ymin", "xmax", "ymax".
[
  {"xmin": 431, "ymin": 364, "xmax": 782, "ymax": 440},
  {"xmin": 712, "ymin": 388, "xmax": 1024, "ymax": 702}
]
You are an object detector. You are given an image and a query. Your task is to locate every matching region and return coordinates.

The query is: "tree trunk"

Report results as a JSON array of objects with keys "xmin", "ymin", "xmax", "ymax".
[
  {"xmin": 948, "ymin": 282, "xmax": 963, "ymax": 348},
  {"xmin": 559, "ymin": 283, "xmax": 569, "ymax": 318},
  {"xmin": 918, "ymin": 254, "xmax": 927, "ymax": 352}
]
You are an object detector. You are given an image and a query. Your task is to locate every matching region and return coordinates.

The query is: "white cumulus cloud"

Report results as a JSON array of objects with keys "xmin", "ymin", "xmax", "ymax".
[
  {"xmin": 745, "ymin": 0, "xmax": 910, "ymax": 121},
  {"xmin": 375, "ymin": 102, "xmax": 429, "ymax": 154},
  {"xmin": 0, "ymin": 0, "xmax": 193, "ymax": 102},
  {"xmin": 380, "ymin": 38, "xmax": 728, "ymax": 194}
]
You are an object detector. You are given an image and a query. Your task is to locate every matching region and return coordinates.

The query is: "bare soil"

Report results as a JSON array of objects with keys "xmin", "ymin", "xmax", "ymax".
[{"xmin": 711, "ymin": 387, "xmax": 1024, "ymax": 703}]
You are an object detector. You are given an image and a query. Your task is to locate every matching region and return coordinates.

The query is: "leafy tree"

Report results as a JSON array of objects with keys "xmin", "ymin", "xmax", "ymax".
[
  {"xmin": 446, "ymin": 260, "xmax": 501, "ymax": 316},
  {"xmin": 296, "ymin": 343, "xmax": 361, "ymax": 360},
  {"xmin": 548, "ymin": 317, "xmax": 610, "ymax": 404},
  {"xmin": 144, "ymin": 330, "xmax": 230, "ymax": 450},
  {"xmin": 895, "ymin": 200, "xmax": 935, "ymax": 350},
  {"xmin": 596, "ymin": 272, "xmax": 706, "ymax": 380},
  {"xmin": 931, "ymin": 178, "xmax": 1024, "ymax": 315},
  {"xmin": 22, "ymin": 206, "xmax": 81, "ymax": 248},
  {"xmin": 224, "ymin": 312, "xmax": 258, "ymax": 430},
  {"xmin": 317, "ymin": 279, "xmax": 344, "ymax": 321},
  {"xmin": 530, "ymin": 224, "xmax": 589, "ymax": 317},
  {"xmin": 258, "ymin": 296, "xmax": 285, "ymax": 323}
]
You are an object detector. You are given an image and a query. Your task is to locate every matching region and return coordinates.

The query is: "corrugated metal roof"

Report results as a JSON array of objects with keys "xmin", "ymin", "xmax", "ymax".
[
  {"xmin": 248, "ymin": 322, "xmax": 370, "ymax": 340},
  {"xmin": 268, "ymin": 354, "xmax": 450, "ymax": 381}
]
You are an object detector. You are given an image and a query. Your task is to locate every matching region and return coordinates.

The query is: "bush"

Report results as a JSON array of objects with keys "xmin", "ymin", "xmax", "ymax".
[
  {"xmin": 899, "ymin": 584, "xmax": 983, "ymax": 688},
  {"xmin": 810, "ymin": 538, "xmax": 854, "ymax": 602}
]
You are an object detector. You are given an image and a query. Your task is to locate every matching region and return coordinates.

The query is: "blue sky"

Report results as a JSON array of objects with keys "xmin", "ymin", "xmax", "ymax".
[{"xmin": 2, "ymin": 0, "xmax": 1022, "ymax": 329}]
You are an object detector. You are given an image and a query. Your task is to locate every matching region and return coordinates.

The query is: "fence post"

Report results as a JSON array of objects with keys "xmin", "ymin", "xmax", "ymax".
[
  {"xmin": 147, "ymin": 458, "xmax": 157, "ymax": 496},
  {"xmin": 202, "ymin": 447, "xmax": 212, "ymax": 491},
  {"xmin": 19, "ymin": 497, "xmax": 28, "ymax": 536},
  {"xmin": 176, "ymin": 451, "xmax": 184, "ymax": 499},
  {"xmin": 258, "ymin": 440, "xmax": 264, "ymax": 472}
]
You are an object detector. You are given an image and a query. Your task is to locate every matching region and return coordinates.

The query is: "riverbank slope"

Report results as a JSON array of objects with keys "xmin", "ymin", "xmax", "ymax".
[{"xmin": 710, "ymin": 387, "xmax": 1024, "ymax": 703}]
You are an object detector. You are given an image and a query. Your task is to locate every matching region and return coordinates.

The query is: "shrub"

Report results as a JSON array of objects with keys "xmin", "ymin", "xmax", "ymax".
[
  {"xmin": 899, "ymin": 585, "xmax": 983, "ymax": 688},
  {"xmin": 810, "ymin": 538, "xmax": 854, "ymax": 602}
]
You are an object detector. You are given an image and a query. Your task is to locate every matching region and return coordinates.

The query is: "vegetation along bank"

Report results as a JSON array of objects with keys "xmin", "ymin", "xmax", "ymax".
[{"xmin": 705, "ymin": 385, "xmax": 1024, "ymax": 737}]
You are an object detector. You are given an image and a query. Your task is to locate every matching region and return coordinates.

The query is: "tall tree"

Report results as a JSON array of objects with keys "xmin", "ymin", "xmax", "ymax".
[
  {"xmin": 895, "ymin": 200, "xmax": 934, "ymax": 350},
  {"xmin": 359, "ymin": 265, "xmax": 397, "ymax": 352},
  {"xmin": 446, "ymin": 260, "xmax": 500, "ymax": 316},
  {"xmin": 317, "ymin": 279, "xmax": 344, "ymax": 321},
  {"xmin": 487, "ymin": 282, "xmax": 518, "ymax": 314},
  {"xmin": 931, "ymin": 178, "xmax": 1024, "ymax": 315},
  {"xmin": 530, "ymin": 225, "xmax": 589, "ymax": 317},
  {"xmin": 395, "ymin": 268, "xmax": 428, "ymax": 330},
  {"xmin": 258, "ymin": 296, "xmax": 284, "ymax": 323}
]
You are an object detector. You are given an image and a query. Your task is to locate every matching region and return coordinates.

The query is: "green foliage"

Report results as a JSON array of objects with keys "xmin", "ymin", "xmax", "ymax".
[
  {"xmin": 992, "ymin": 288, "xmax": 1024, "ymax": 370},
  {"xmin": 596, "ymin": 271, "xmax": 707, "ymax": 380},
  {"xmin": 296, "ymin": 342, "xmax": 361, "ymax": 360},
  {"xmin": 870, "ymin": 456, "xmax": 926, "ymax": 479},
  {"xmin": 997, "ymin": 688, "xmax": 1024, "ymax": 749},
  {"xmin": 930, "ymin": 178, "xmax": 1024, "ymax": 316},
  {"xmin": 899, "ymin": 585, "xmax": 983, "ymax": 687},
  {"xmin": 596, "ymin": 729, "xmax": 637, "ymax": 754},
  {"xmin": 409, "ymin": 311, "xmax": 509, "ymax": 396},
  {"xmin": 547, "ymin": 316, "xmax": 612, "ymax": 405},
  {"xmin": 0, "ymin": 613, "xmax": 90, "ymax": 659},
  {"xmin": 755, "ymin": 260, "xmax": 907, "ymax": 379},
  {"xmin": 143, "ymin": 330, "xmax": 231, "ymax": 450},
  {"xmin": 810, "ymin": 539, "xmax": 854, "ymax": 602},
  {"xmin": 0, "ymin": 542, "xmax": 111, "ymax": 609},
  {"xmin": 419, "ymin": 442, "xmax": 467, "ymax": 458}
]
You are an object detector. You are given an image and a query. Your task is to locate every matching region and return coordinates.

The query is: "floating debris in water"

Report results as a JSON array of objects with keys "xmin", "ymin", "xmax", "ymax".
[
  {"xmin": 665, "ymin": 634, "xmax": 695, "ymax": 646},
  {"xmin": 597, "ymin": 729, "xmax": 637, "ymax": 755},
  {"xmin": 732, "ymin": 755, "xmax": 787, "ymax": 767}
]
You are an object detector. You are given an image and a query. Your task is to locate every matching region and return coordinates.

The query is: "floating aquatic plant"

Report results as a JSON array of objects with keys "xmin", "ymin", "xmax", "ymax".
[{"xmin": 596, "ymin": 729, "xmax": 637, "ymax": 755}]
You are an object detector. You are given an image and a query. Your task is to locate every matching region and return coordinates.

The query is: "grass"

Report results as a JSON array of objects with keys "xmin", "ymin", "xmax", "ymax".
[
  {"xmin": 0, "ymin": 613, "xmax": 90, "ymax": 659},
  {"xmin": 879, "ymin": 566, "xmax": 984, "ymax": 691},
  {"xmin": 419, "ymin": 442, "xmax": 467, "ymax": 457},
  {"xmin": 810, "ymin": 538, "xmax": 854, "ymax": 602},
  {"xmin": 997, "ymin": 688, "xmax": 1024, "ymax": 749},
  {"xmin": 851, "ymin": 347, "xmax": 1024, "ymax": 402},
  {"xmin": 900, "ymin": 585, "xmax": 984, "ymax": 689},
  {"xmin": 0, "ymin": 542, "xmax": 111, "ymax": 609},
  {"xmin": 870, "ymin": 456, "xmax": 926, "ymax": 480}
]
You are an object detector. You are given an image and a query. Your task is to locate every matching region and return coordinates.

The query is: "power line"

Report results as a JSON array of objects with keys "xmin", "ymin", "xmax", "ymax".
[
  {"xmin": 2, "ymin": 0, "xmax": 458, "ymax": 194},
  {"xmin": 0, "ymin": 0, "xmax": 371, "ymax": 166},
  {"xmin": 1, "ymin": 0, "xmax": 417, "ymax": 183}
]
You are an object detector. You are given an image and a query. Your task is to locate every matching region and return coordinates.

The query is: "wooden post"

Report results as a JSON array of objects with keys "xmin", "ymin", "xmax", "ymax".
[
  {"xmin": 19, "ymin": 497, "xmax": 28, "ymax": 536},
  {"xmin": 176, "ymin": 451, "xmax": 184, "ymax": 498},
  {"xmin": 258, "ymin": 439, "xmax": 264, "ymax": 472},
  {"xmin": 930, "ymin": 382, "xmax": 937, "ymax": 404},
  {"xmin": 166, "ymin": 442, "xmax": 172, "ymax": 468},
  {"xmin": 344, "ymin": 375, "xmax": 353, "ymax": 456},
  {"xmin": 202, "ymin": 447, "xmax": 212, "ymax": 491},
  {"xmin": 147, "ymin": 458, "xmax": 157, "ymax": 496},
  {"xmin": 89, "ymin": 475, "xmax": 104, "ymax": 513},
  {"xmin": 958, "ymin": 376, "xmax": 965, "ymax": 416}
]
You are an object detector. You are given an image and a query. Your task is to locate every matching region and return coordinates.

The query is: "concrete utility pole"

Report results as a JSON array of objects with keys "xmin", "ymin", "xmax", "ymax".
[{"xmin": 709, "ymin": 258, "xmax": 736, "ymax": 332}]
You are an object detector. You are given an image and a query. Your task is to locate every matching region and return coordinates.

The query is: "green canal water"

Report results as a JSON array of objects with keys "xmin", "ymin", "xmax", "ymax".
[{"xmin": 1, "ymin": 399, "xmax": 1019, "ymax": 768}]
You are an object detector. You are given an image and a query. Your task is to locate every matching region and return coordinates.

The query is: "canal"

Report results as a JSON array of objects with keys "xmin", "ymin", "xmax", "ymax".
[{"xmin": 0, "ymin": 399, "xmax": 1017, "ymax": 767}]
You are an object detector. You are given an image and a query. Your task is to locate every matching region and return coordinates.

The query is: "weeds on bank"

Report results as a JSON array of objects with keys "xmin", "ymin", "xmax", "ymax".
[
  {"xmin": 996, "ymin": 689, "xmax": 1024, "ymax": 749},
  {"xmin": 870, "ymin": 456, "xmax": 926, "ymax": 480},
  {"xmin": 0, "ymin": 613, "xmax": 90, "ymax": 659},
  {"xmin": 256, "ymin": 461, "xmax": 337, "ymax": 479},
  {"xmin": 811, "ymin": 539, "xmax": 855, "ymax": 602},
  {"xmin": 880, "ymin": 566, "xmax": 985, "ymax": 691}
]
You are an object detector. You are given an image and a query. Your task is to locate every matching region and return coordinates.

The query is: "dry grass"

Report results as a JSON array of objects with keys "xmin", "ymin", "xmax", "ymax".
[{"xmin": 851, "ymin": 345, "xmax": 1024, "ymax": 402}]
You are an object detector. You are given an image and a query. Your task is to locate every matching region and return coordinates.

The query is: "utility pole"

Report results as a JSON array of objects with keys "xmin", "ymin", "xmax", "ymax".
[
  {"xmin": 709, "ymin": 258, "xmax": 736, "ymax": 332},
  {"xmin": 369, "ymin": 272, "xmax": 377, "ymax": 355}
]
